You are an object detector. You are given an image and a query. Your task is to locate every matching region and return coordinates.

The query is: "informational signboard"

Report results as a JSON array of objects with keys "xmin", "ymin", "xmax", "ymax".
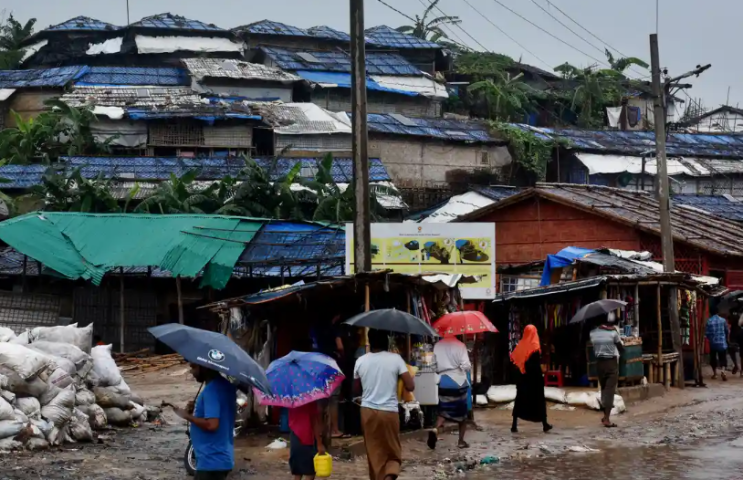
[{"xmin": 345, "ymin": 223, "xmax": 496, "ymax": 299}]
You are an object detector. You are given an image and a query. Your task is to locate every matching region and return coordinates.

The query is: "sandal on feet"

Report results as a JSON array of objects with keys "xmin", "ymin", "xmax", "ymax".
[
  {"xmin": 510, "ymin": 427, "xmax": 518, "ymax": 433},
  {"xmin": 543, "ymin": 423, "xmax": 553, "ymax": 433},
  {"xmin": 458, "ymin": 441, "xmax": 470, "ymax": 449},
  {"xmin": 427, "ymin": 430, "xmax": 438, "ymax": 450}
]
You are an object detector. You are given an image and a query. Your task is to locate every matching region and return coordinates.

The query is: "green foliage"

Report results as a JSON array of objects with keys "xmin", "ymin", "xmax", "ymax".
[
  {"xmin": 455, "ymin": 52, "xmax": 515, "ymax": 76},
  {"xmin": 469, "ymin": 72, "xmax": 535, "ymax": 122},
  {"xmin": 31, "ymin": 166, "xmax": 121, "ymax": 213},
  {"xmin": 393, "ymin": 0, "xmax": 467, "ymax": 52},
  {"xmin": 0, "ymin": 13, "xmax": 36, "ymax": 70},
  {"xmin": 491, "ymin": 122, "xmax": 564, "ymax": 180}
]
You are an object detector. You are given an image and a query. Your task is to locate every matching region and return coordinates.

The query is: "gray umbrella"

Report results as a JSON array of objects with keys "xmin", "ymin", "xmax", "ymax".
[
  {"xmin": 569, "ymin": 299, "xmax": 627, "ymax": 324},
  {"xmin": 344, "ymin": 308, "xmax": 439, "ymax": 337},
  {"xmin": 717, "ymin": 291, "xmax": 743, "ymax": 313}
]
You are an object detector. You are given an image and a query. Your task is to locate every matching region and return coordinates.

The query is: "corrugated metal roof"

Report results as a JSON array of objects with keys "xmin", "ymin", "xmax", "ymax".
[
  {"xmin": 0, "ymin": 164, "xmax": 46, "ymax": 189},
  {"xmin": 183, "ymin": 58, "xmax": 300, "ymax": 83},
  {"xmin": 295, "ymin": 71, "xmax": 418, "ymax": 96},
  {"xmin": 61, "ymin": 86, "xmax": 202, "ymax": 108},
  {"xmin": 471, "ymin": 185, "xmax": 521, "ymax": 202},
  {"xmin": 75, "ymin": 66, "xmax": 190, "ymax": 86},
  {"xmin": 0, "ymin": 66, "xmax": 88, "ymax": 88},
  {"xmin": 516, "ymin": 124, "xmax": 743, "ymax": 159},
  {"xmin": 365, "ymin": 25, "xmax": 441, "ymax": 50},
  {"xmin": 260, "ymin": 46, "xmax": 422, "ymax": 76},
  {"xmin": 234, "ymin": 20, "xmax": 309, "ymax": 37},
  {"xmin": 307, "ymin": 25, "xmax": 351, "ymax": 42},
  {"xmin": 368, "ymin": 113, "xmax": 500, "ymax": 143},
  {"xmin": 576, "ymin": 153, "xmax": 743, "ymax": 177},
  {"xmin": 673, "ymin": 195, "xmax": 743, "ymax": 222},
  {"xmin": 130, "ymin": 13, "xmax": 225, "ymax": 31},
  {"xmin": 45, "ymin": 16, "xmax": 121, "ymax": 32}
]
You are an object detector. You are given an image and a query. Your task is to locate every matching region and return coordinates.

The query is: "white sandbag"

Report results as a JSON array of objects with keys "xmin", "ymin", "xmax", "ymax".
[
  {"xmin": 129, "ymin": 392, "xmax": 144, "ymax": 406},
  {"xmin": 26, "ymin": 437, "xmax": 49, "ymax": 451},
  {"xmin": 30, "ymin": 323, "xmax": 93, "ymax": 353},
  {"xmin": 46, "ymin": 426, "xmax": 65, "ymax": 447},
  {"xmin": 16, "ymin": 397, "xmax": 40, "ymax": 419},
  {"xmin": 29, "ymin": 341, "xmax": 90, "ymax": 371},
  {"xmin": 584, "ymin": 392, "xmax": 602, "ymax": 411},
  {"xmin": 0, "ymin": 343, "xmax": 55, "ymax": 380},
  {"xmin": 70, "ymin": 408, "xmax": 93, "ymax": 442},
  {"xmin": 611, "ymin": 395, "xmax": 626, "ymax": 415},
  {"xmin": 48, "ymin": 368, "xmax": 73, "ymax": 389},
  {"xmin": 0, "ymin": 397, "xmax": 13, "ymax": 421},
  {"xmin": 103, "ymin": 407, "xmax": 131, "ymax": 426},
  {"xmin": 475, "ymin": 394, "xmax": 488, "ymax": 406},
  {"xmin": 38, "ymin": 384, "xmax": 61, "ymax": 407},
  {"xmin": 544, "ymin": 387, "xmax": 568, "ymax": 404},
  {"xmin": 80, "ymin": 404, "xmax": 107, "ymax": 430},
  {"xmin": 93, "ymin": 386, "xmax": 130, "ymax": 410},
  {"xmin": 41, "ymin": 387, "xmax": 75, "ymax": 427},
  {"xmin": 0, "ymin": 390, "xmax": 14, "ymax": 404},
  {"xmin": 499, "ymin": 401, "xmax": 515, "ymax": 410},
  {"xmin": 0, "ymin": 420, "xmax": 24, "ymax": 439},
  {"xmin": 110, "ymin": 378, "xmax": 131, "ymax": 396},
  {"xmin": 486, "ymin": 385, "xmax": 517, "ymax": 404},
  {"xmin": 31, "ymin": 418, "xmax": 52, "ymax": 438},
  {"xmin": 28, "ymin": 423, "xmax": 43, "ymax": 439},
  {"xmin": 0, "ymin": 438, "xmax": 22, "ymax": 450},
  {"xmin": 9, "ymin": 331, "xmax": 29, "ymax": 345},
  {"xmin": 0, "ymin": 327, "xmax": 16, "ymax": 343},
  {"xmin": 75, "ymin": 388, "xmax": 95, "ymax": 406},
  {"xmin": 13, "ymin": 409, "xmax": 28, "ymax": 424},
  {"xmin": 0, "ymin": 373, "xmax": 6, "ymax": 390},
  {"xmin": 129, "ymin": 402, "xmax": 146, "ymax": 421},
  {"xmin": 90, "ymin": 345, "xmax": 122, "ymax": 387},
  {"xmin": 26, "ymin": 347, "xmax": 77, "ymax": 377},
  {"xmin": 565, "ymin": 391, "xmax": 590, "ymax": 406}
]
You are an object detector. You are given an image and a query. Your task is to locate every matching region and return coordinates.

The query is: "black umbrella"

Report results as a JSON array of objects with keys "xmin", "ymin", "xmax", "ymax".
[
  {"xmin": 344, "ymin": 308, "xmax": 439, "ymax": 337},
  {"xmin": 569, "ymin": 299, "xmax": 627, "ymax": 324},
  {"xmin": 717, "ymin": 291, "xmax": 743, "ymax": 314},
  {"xmin": 148, "ymin": 324, "xmax": 271, "ymax": 394}
]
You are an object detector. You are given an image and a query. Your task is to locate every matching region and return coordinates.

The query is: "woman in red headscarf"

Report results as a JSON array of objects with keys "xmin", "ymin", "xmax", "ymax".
[{"xmin": 510, "ymin": 324, "xmax": 552, "ymax": 433}]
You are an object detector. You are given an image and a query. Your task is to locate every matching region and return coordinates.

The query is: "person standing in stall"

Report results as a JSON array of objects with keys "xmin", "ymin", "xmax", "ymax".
[
  {"xmin": 354, "ymin": 329, "xmax": 415, "ymax": 480},
  {"xmin": 590, "ymin": 314, "xmax": 624, "ymax": 427},
  {"xmin": 312, "ymin": 313, "xmax": 346, "ymax": 438},
  {"xmin": 510, "ymin": 325, "xmax": 552, "ymax": 433},
  {"xmin": 428, "ymin": 335, "xmax": 471, "ymax": 449}
]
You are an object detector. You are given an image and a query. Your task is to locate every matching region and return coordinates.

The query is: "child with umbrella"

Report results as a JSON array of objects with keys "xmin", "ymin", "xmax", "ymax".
[{"xmin": 255, "ymin": 351, "xmax": 345, "ymax": 480}]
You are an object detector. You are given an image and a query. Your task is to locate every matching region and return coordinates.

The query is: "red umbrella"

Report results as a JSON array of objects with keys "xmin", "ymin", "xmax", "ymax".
[{"xmin": 433, "ymin": 311, "xmax": 498, "ymax": 337}]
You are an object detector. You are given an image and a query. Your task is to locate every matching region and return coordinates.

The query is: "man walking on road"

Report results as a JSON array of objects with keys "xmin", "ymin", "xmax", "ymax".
[
  {"xmin": 173, "ymin": 363, "xmax": 237, "ymax": 480},
  {"xmin": 706, "ymin": 309, "xmax": 730, "ymax": 381},
  {"xmin": 354, "ymin": 329, "xmax": 414, "ymax": 480}
]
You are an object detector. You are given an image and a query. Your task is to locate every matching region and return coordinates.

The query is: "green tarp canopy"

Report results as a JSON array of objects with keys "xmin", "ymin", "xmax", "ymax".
[{"xmin": 0, "ymin": 212, "xmax": 263, "ymax": 289}]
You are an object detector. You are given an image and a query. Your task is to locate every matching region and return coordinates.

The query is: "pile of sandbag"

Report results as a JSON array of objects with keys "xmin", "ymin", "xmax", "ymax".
[
  {"xmin": 484, "ymin": 384, "xmax": 626, "ymax": 416},
  {"xmin": 0, "ymin": 323, "xmax": 158, "ymax": 452}
]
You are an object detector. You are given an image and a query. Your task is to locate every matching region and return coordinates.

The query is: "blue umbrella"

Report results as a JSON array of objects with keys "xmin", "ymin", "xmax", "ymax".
[
  {"xmin": 148, "ymin": 323, "xmax": 271, "ymax": 394},
  {"xmin": 255, "ymin": 351, "xmax": 344, "ymax": 408}
]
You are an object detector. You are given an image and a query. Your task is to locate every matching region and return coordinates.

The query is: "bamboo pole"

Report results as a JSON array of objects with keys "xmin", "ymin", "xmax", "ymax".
[
  {"xmin": 120, "ymin": 268, "xmax": 125, "ymax": 353},
  {"xmin": 406, "ymin": 292, "xmax": 411, "ymax": 363},
  {"xmin": 176, "ymin": 276, "xmax": 184, "ymax": 325},
  {"xmin": 634, "ymin": 284, "xmax": 640, "ymax": 333},
  {"xmin": 657, "ymin": 283, "xmax": 662, "ymax": 383},
  {"xmin": 364, "ymin": 283, "xmax": 370, "ymax": 353}
]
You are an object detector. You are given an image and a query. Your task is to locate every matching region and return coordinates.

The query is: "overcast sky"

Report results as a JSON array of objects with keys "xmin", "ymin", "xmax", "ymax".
[{"xmin": 3, "ymin": 0, "xmax": 736, "ymax": 109}]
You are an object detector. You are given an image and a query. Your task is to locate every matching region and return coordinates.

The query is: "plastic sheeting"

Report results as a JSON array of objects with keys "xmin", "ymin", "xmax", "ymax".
[
  {"xmin": 410, "ymin": 191, "xmax": 496, "ymax": 224},
  {"xmin": 0, "ymin": 89, "xmax": 15, "ymax": 102},
  {"xmin": 370, "ymin": 75, "xmax": 448, "ymax": 99},
  {"xmin": 20, "ymin": 40, "xmax": 48, "ymax": 63},
  {"xmin": 540, "ymin": 247, "xmax": 595, "ymax": 286},
  {"xmin": 86, "ymin": 37, "xmax": 123, "ymax": 55},
  {"xmin": 90, "ymin": 119, "xmax": 147, "ymax": 147},
  {"xmin": 135, "ymin": 35, "xmax": 244, "ymax": 54},
  {"xmin": 295, "ymin": 71, "xmax": 418, "ymax": 96}
]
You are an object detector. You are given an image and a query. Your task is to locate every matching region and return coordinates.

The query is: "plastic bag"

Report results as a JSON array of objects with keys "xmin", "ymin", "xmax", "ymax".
[
  {"xmin": 565, "ymin": 391, "xmax": 590, "ymax": 406},
  {"xmin": 41, "ymin": 387, "xmax": 75, "ymax": 427},
  {"xmin": 0, "ymin": 420, "xmax": 24, "ymax": 439},
  {"xmin": 0, "ymin": 343, "xmax": 55, "ymax": 380},
  {"xmin": 29, "ymin": 341, "xmax": 90, "ymax": 371},
  {"xmin": 90, "ymin": 345, "xmax": 122, "ymax": 387},
  {"xmin": 544, "ymin": 387, "xmax": 568, "ymax": 404},
  {"xmin": 70, "ymin": 409, "xmax": 93, "ymax": 442},
  {"xmin": 103, "ymin": 407, "xmax": 131, "ymax": 426},
  {"xmin": 611, "ymin": 395, "xmax": 626, "ymax": 415},
  {"xmin": 486, "ymin": 385, "xmax": 517, "ymax": 404},
  {"xmin": 75, "ymin": 388, "xmax": 95, "ymax": 406},
  {"xmin": 144, "ymin": 404, "xmax": 161, "ymax": 421},
  {"xmin": 26, "ymin": 437, "xmax": 49, "ymax": 451},
  {"xmin": 266, "ymin": 438, "xmax": 288, "ymax": 450},
  {"xmin": 0, "ymin": 327, "xmax": 16, "ymax": 343},
  {"xmin": 0, "ymin": 397, "xmax": 13, "ymax": 421},
  {"xmin": 30, "ymin": 324, "xmax": 93, "ymax": 354},
  {"xmin": 93, "ymin": 387, "xmax": 131, "ymax": 410},
  {"xmin": 475, "ymin": 394, "xmax": 489, "ymax": 406},
  {"xmin": 16, "ymin": 397, "xmax": 41, "ymax": 419}
]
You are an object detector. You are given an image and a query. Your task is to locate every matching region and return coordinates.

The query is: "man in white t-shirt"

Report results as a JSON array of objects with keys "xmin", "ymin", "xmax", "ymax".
[{"xmin": 354, "ymin": 329, "xmax": 414, "ymax": 480}]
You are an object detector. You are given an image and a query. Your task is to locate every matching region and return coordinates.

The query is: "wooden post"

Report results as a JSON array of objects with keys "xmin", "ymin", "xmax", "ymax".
[
  {"xmin": 364, "ymin": 283, "xmax": 370, "ymax": 352},
  {"xmin": 634, "ymin": 283, "xmax": 640, "ymax": 332},
  {"xmin": 21, "ymin": 255, "xmax": 27, "ymax": 293},
  {"xmin": 176, "ymin": 276, "xmax": 184, "ymax": 325},
  {"xmin": 119, "ymin": 268, "xmax": 125, "ymax": 353},
  {"xmin": 656, "ymin": 283, "xmax": 663, "ymax": 383},
  {"xmin": 406, "ymin": 292, "xmax": 411, "ymax": 363}
]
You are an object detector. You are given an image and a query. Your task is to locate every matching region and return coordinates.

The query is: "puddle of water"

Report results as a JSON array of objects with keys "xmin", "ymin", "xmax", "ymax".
[{"xmin": 469, "ymin": 437, "xmax": 743, "ymax": 480}]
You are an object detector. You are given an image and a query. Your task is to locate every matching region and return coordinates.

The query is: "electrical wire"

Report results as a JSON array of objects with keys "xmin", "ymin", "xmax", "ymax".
[
  {"xmin": 415, "ymin": 0, "xmax": 476, "ymax": 52},
  {"xmin": 458, "ymin": 0, "xmax": 553, "ymax": 70},
  {"xmin": 529, "ymin": 0, "xmax": 605, "ymax": 55}
]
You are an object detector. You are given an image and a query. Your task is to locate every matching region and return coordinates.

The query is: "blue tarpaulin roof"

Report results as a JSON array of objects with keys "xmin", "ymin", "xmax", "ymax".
[
  {"xmin": 74, "ymin": 67, "xmax": 191, "ymax": 86},
  {"xmin": 239, "ymin": 221, "xmax": 345, "ymax": 277},
  {"xmin": 540, "ymin": 246, "xmax": 595, "ymax": 286},
  {"xmin": 45, "ymin": 16, "xmax": 122, "ymax": 32},
  {"xmin": 234, "ymin": 20, "xmax": 309, "ymax": 37},
  {"xmin": 0, "ymin": 66, "xmax": 88, "ymax": 88},
  {"xmin": 125, "ymin": 109, "xmax": 261, "ymax": 123},
  {"xmin": 514, "ymin": 125, "xmax": 743, "ymax": 159},
  {"xmin": 130, "ymin": 13, "xmax": 225, "ymax": 31},
  {"xmin": 307, "ymin": 25, "xmax": 351, "ymax": 42},
  {"xmin": 368, "ymin": 114, "xmax": 501, "ymax": 143},
  {"xmin": 365, "ymin": 25, "xmax": 441, "ymax": 50},
  {"xmin": 674, "ymin": 195, "xmax": 743, "ymax": 222},
  {"xmin": 295, "ymin": 70, "xmax": 417, "ymax": 96},
  {"xmin": 0, "ymin": 164, "xmax": 46, "ymax": 189},
  {"xmin": 260, "ymin": 47, "xmax": 422, "ymax": 76}
]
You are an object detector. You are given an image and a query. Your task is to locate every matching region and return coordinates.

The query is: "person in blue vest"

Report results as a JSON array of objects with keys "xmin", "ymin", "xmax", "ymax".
[{"xmin": 172, "ymin": 363, "xmax": 237, "ymax": 480}]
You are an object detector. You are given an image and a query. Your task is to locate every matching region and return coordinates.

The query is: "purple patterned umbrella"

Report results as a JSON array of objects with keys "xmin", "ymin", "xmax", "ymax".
[{"xmin": 254, "ymin": 351, "xmax": 345, "ymax": 408}]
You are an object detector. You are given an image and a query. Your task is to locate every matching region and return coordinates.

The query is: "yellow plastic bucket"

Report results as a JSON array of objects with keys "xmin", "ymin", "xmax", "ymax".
[{"xmin": 314, "ymin": 452, "xmax": 333, "ymax": 478}]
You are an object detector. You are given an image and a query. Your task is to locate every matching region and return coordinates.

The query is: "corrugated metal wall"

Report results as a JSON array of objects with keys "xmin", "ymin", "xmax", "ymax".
[
  {"xmin": 275, "ymin": 133, "xmax": 351, "ymax": 152},
  {"xmin": 312, "ymin": 91, "xmax": 440, "ymax": 117},
  {"xmin": 0, "ymin": 291, "xmax": 61, "ymax": 334}
]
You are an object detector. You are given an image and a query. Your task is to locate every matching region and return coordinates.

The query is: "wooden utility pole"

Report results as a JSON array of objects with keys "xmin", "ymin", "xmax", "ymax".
[
  {"xmin": 119, "ymin": 268, "xmax": 125, "ymax": 353},
  {"xmin": 176, "ymin": 276, "xmax": 185, "ymax": 325},
  {"xmin": 350, "ymin": 0, "xmax": 371, "ymax": 273}
]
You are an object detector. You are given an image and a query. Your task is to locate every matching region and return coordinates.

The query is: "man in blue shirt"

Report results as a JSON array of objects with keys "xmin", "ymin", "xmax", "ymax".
[
  {"xmin": 706, "ymin": 310, "xmax": 730, "ymax": 381},
  {"xmin": 173, "ymin": 363, "xmax": 237, "ymax": 480}
]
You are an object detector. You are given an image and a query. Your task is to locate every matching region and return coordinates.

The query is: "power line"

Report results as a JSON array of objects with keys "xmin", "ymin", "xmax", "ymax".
[
  {"xmin": 458, "ymin": 0, "xmax": 553, "ymax": 70},
  {"xmin": 529, "ymin": 0, "xmax": 605, "ymax": 55},
  {"xmin": 487, "ymin": 0, "xmax": 611, "ymax": 68},
  {"xmin": 416, "ymin": 0, "xmax": 476, "ymax": 52}
]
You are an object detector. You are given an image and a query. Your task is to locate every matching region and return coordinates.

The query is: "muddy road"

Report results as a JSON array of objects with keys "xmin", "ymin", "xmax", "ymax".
[{"xmin": 2, "ymin": 370, "xmax": 743, "ymax": 479}]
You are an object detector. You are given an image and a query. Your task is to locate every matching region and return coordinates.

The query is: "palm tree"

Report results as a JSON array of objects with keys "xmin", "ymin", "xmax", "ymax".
[{"xmin": 0, "ymin": 13, "xmax": 36, "ymax": 69}]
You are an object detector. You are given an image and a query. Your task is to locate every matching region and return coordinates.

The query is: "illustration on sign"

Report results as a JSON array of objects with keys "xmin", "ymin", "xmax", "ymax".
[{"xmin": 346, "ymin": 223, "xmax": 496, "ymax": 299}]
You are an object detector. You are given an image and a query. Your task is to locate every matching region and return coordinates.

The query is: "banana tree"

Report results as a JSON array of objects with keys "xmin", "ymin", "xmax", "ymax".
[
  {"xmin": 469, "ymin": 72, "xmax": 534, "ymax": 122},
  {"xmin": 0, "ymin": 14, "xmax": 36, "ymax": 69},
  {"xmin": 135, "ymin": 170, "xmax": 213, "ymax": 214}
]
